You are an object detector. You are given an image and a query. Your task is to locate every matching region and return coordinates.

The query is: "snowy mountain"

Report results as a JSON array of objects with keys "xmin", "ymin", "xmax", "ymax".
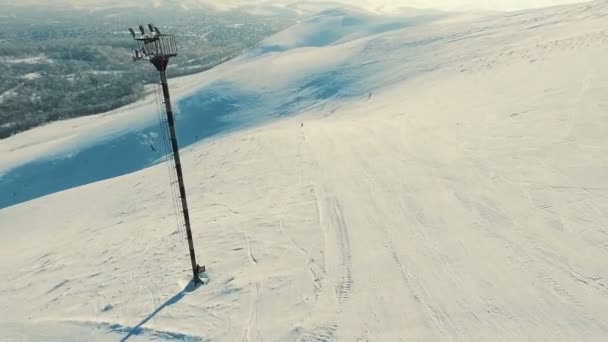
[
  {"xmin": 2, "ymin": 0, "xmax": 608, "ymax": 341},
  {"xmin": 5, "ymin": 0, "xmax": 594, "ymax": 13}
]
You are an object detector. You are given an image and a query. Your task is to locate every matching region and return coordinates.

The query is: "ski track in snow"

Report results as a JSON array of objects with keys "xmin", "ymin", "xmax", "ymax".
[{"xmin": 327, "ymin": 198, "xmax": 353, "ymax": 304}]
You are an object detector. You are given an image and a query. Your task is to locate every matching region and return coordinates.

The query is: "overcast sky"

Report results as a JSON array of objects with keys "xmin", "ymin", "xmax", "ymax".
[
  {"xmin": 1, "ymin": 0, "xmax": 592, "ymax": 12},
  {"xmin": 399, "ymin": 0, "xmax": 590, "ymax": 11}
]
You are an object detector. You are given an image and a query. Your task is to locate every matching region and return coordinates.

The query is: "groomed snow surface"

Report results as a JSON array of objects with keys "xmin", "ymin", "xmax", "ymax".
[{"xmin": 2, "ymin": 1, "xmax": 608, "ymax": 341}]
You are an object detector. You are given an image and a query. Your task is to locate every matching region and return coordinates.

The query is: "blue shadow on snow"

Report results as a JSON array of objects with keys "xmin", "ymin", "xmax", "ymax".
[
  {"xmin": 107, "ymin": 280, "xmax": 203, "ymax": 342},
  {"xmin": 1, "ymin": 66, "xmax": 360, "ymax": 210},
  {"xmin": 0, "ymin": 82, "xmax": 257, "ymax": 209}
]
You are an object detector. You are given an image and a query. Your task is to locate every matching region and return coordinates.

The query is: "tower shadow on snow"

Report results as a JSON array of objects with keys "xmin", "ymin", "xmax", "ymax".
[{"xmin": 110, "ymin": 280, "xmax": 200, "ymax": 342}]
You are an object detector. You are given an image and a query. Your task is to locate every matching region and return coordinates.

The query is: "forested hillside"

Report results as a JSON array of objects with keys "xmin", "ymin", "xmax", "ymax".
[{"xmin": 0, "ymin": 6, "xmax": 295, "ymax": 138}]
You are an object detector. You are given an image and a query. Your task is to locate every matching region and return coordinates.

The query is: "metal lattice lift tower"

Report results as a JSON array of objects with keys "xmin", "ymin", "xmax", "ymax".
[{"xmin": 129, "ymin": 24, "xmax": 204, "ymax": 285}]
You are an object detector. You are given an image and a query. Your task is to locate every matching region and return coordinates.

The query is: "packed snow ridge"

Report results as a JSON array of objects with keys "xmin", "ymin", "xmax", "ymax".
[{"xmin": 1, "ymin": 1, "xmax": 608, "ymax": 341}]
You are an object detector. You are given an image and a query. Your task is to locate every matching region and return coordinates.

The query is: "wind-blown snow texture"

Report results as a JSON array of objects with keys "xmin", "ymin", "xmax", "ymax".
[{"xmin": 2, "ymin": 1, "xmax": 608, "ymax": 341}]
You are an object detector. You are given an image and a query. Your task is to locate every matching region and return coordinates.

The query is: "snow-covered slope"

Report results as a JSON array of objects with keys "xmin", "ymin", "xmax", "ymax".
[
  {"xmin": 2, "ymin": 1, "xmax": 608, "ymax": 341},
  {"xmin": 198, "ymin": 0, "xmax": 595, "ymax": 12},
  {"xmin": 0, "ymin": 8, "xmax": 427, "ymax": 209}
]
